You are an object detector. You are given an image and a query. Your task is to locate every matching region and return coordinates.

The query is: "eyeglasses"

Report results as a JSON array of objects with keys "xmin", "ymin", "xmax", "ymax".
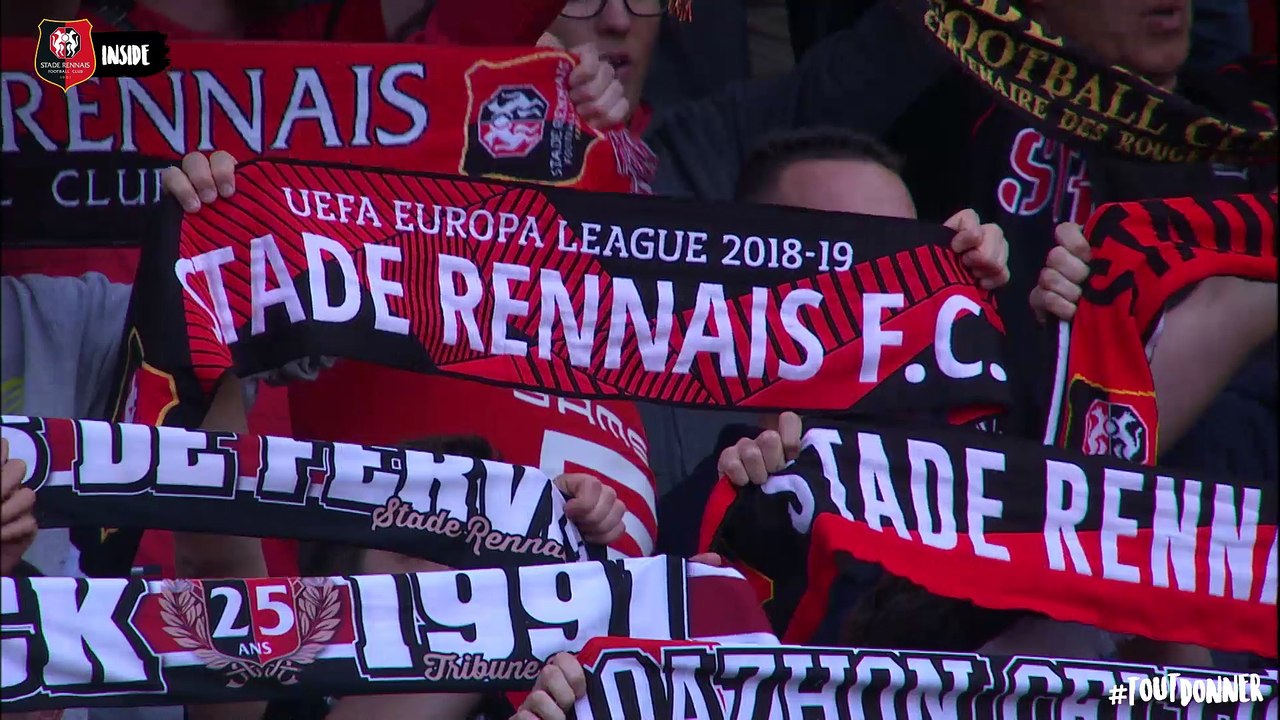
[{"xmin": 560, "ymin": 0, "xmax": 666, "ymax": 19}]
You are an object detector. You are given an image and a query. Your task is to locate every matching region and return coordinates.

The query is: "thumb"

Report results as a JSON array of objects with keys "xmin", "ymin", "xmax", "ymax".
[
  {"xmin": 778, "ymin": 412, "xmax": 803, "ymax": 459},
  {"xmin": 568, "ymin": 43, "xmax": 600, "ymax": 85},
  {"xmin": 943, "ymin": 208, "xmax": 980, "ymax": 234},
  {"xmin": 1030, "ymin": 288, "xmax": 1047, "ymax": 324},
  {"xmin": 1, "ymin": 437, "xmax": 8, "ymax": 465},
  {"xmin": 537, "ymin": 32, "xmax": 565, "ymax": 49},
  {"xmin": 554, "ymin": 472, "xmax": 594, "ymax": 499}
]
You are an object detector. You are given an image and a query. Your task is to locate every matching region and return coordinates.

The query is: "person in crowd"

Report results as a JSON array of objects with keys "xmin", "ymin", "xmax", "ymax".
[
  {"xmin": 702, "ymin": 127, "xmax": 1259, "ymax": 664},
  {"xmin": 658, "ymin": 127, "xmax": 1011, "ymax": 557},
  {"xmin": 0, "ymin": 8, "xmax": 634, "ymax": 716},
  {"xmin": 163, "ymin": 125, "xmax": 633, "ymax": 720},
  {"xmin": 718, "ymin": 212, "xmax": 1271, "ymax": 665},
  {"xmin": 280, "ymin": 435, "xmax": 620, "ymax": 720},
  {"xmin": 890, "ymin": 0, "xmax": 1277, "ymax": 439},
  {"xmin": 545, "ymin": 0, "xmax": 990, "ymax": 492},
  {"xmin": 1, "ymin": 270, "xmax": 133, "ymax": 586}
]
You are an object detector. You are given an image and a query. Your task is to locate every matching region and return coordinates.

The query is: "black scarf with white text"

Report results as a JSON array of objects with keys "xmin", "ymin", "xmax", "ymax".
[
  {"xmin": 1, "ymin": 415, "xmax": 586, "ymax": 570},
  {"xmin": 113, "ymin": 159, "xmax": 1010, "ymax": 429},
  {"xmin": 0, "ymin": 558, "xmax": 776, "ymax": 711},
  {"xmin": 703, "ymin": 421, "xmax": 1277, "ymax": 657},
  {"xmin": 573, "ymin": 638, "xmax": 1278, "ymax": 719}
]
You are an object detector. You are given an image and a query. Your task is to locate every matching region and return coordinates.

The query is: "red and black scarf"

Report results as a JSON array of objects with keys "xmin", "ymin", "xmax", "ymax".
[
  {"xmin": 114, "ymin": 159, "xmax": 1011, "ymax": 429},
  {"xmin": 0, "ymin": 39, "xmax": 650, "ymax": 281},
  {"xmin": 701, "ymin": 193, "xmax": 1279, "ymax": 658},
  {"xmin": 1046, "ymin": 192, "xmax": 1279, "ymax": 464}
]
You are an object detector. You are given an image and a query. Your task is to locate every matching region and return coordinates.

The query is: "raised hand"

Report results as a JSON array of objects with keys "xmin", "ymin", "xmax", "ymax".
[{"xmin": 162, "ymin": 150, "xmax": 238, "ymax": 213}]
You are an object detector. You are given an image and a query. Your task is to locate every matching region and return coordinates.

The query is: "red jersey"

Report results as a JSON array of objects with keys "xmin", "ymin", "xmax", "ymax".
[{"xmin": 289, "ymin": 362, "xmax": 658, "ymax": 558}]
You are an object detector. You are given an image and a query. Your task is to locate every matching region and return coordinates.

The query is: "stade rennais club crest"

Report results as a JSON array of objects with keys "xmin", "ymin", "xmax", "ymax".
[{"xmin": 34, "ymin": 19, "xmax": 97, "ymax": 92}]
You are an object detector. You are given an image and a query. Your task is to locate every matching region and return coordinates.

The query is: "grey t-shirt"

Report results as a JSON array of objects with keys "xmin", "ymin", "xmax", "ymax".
[
  {"xmin": 2, "ymin": 272, "xmax": 133, "ymax": 720},
  {"xmin": 2, "ymin": 272, "xmax": 131, "ymax": 421},
  {"xmin": 3, "ymin": 272, "xmax": 131, "ymax": 577}
]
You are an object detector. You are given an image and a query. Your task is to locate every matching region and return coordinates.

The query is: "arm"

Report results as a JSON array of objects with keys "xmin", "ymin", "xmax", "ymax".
[
  {"xmin": 647, "ymin": 1, "xmax": 950, "ymax": 199},
  {"xmin": 181, "ymin": 376, "xmax": 267, "ymax": 720},
  {"xmin": 1031, "ymin": 224, "xmax": 1278, "ymax": 454},
  {"xmin": 1147, "ymin": 276, "xmax": 1277, "ymax": 451}
]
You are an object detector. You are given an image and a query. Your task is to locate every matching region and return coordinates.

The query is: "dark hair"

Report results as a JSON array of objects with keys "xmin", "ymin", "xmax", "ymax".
[{"xmin": 733, "ymin": 127, "xmax": 904, "ymax": 202}]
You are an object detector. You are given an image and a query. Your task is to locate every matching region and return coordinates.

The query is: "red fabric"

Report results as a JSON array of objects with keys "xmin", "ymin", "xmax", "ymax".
[
  {"xmin": 1, "ymin": 247, "xmax": 139, "ymax": 284},
  {"xmin": 409, "ymin": 0, "xmax": 565, "ymax": 46},
  {"xmin": 1052, "ymin": 193, "xmax": 1278, "ymax": 465},
  {"xmin": 261, "ymin": 0, "xmax": 388, "ymax": 41},
  {"xmin": 1251, "ymin": 0, "xmax": 1277, "ymax": 58},
  {"xmin": 628, "ymin": 102, "xmax": 654, "ymax": 136},
  {"xmin": 85, "ymin": 1, "xmax": 383, "ymax": 40},
  {"xmin": 83, "ymin": 4, "xmax": 210, "ymax": 38},
  {"xmin": 290, "ymin": 363, "xmax": 658, "ymax": 558},
  {"xmin": 786, "ymin": 515, "xmax": 1277, "ymax": 657}
]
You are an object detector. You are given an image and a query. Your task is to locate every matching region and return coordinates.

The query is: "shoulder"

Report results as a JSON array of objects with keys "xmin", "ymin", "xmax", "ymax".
[{"xmin": 2, "ymin": 272, "xmax": 131, "ymax": 330}]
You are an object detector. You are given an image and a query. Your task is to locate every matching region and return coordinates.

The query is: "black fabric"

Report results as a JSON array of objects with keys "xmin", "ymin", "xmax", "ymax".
[
  {"xmin": 260, "ymin": 698, "xmax": 332, "ymax": 720},
  {"xmin": 807, "ymin": 551, "xmax": 884, "ymax": 646},
  {"xmin": 887, "ymin": 61, "xmax": 1278, "ymax": 441},
  {"xmin": 258, "ymin": 693, "xmax": 513, "ymax": 719},
  {"xmin": 785, "ymin": 0, "xmax": 877, "ymax": 62},
  {"xmin": 838, "ymin": 572, "xmax": 1028, "ymax": 652},
  {"xmin": 646, "ymin": 0, "xmax": 950, "ymax": 200},
  {"xmin": 655, "ymin": 423, "xmax": 759, "ymax": 557},
  {"xmin": 643, "ymin": 3, "xmax": 750, "ymax": 111},
  {"xmin": 11, "ymin": 560, "xmax": 43, "ymax": 579},
  {"xmin": 641, "ymin": 406, "xmax": 757, "ymax": 495}
]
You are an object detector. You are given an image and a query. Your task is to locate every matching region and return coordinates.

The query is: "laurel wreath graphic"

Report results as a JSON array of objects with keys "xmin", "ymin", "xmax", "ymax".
[{"xmin": 159, "ymin": 578, "xmax": 342, "ymax": 688}]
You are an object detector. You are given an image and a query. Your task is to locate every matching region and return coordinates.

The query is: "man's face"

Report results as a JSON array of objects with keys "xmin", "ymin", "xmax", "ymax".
[
  {"xmin": 759, "ymin": 159, "xmax": 918, "ymax": 220},
  {"xmin": 1029, "ymin": 0, "xmax": 1191, "ymax": 87},
  {"xmin": 549, "ymin": 0, "xmax": 662, "ymax": 114}
]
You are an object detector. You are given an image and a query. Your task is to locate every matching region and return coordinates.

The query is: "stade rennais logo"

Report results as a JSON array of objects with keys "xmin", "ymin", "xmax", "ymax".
[
  {"xmin": 33, "ymin": 18, "xmax": 169, "ymax": 93},
  {"xmin": 35, "ymin": 19, "xmax": 96, "ymax": 92},
  {"xmin": 479, "ymin": 86, "xmax": 550, "ymax": 159}
]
